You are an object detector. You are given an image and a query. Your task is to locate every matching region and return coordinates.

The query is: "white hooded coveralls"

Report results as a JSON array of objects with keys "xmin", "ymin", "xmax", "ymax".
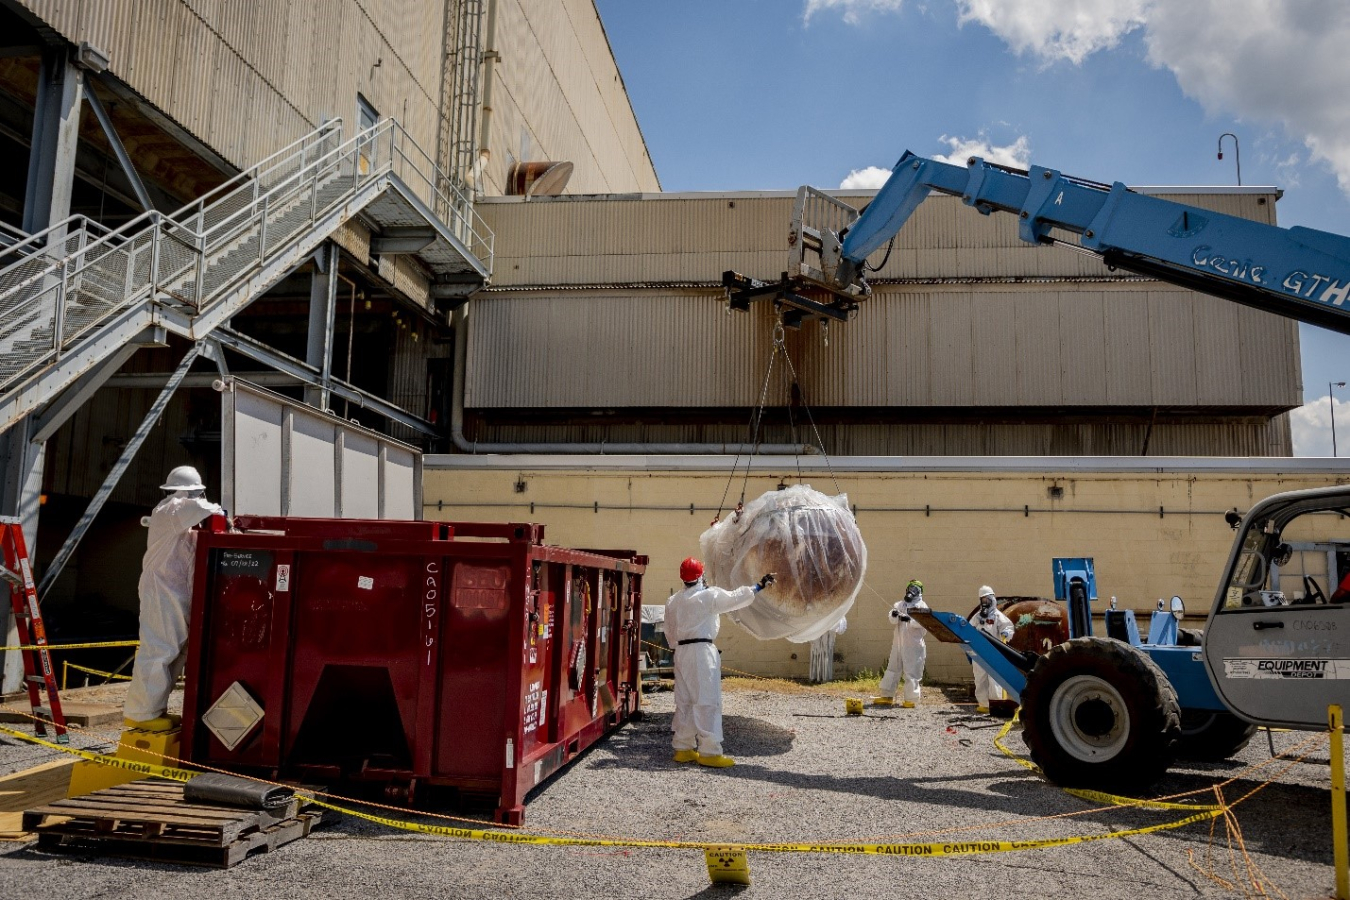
[
  {"xmin": 124, "ymin": 492, "xmax": 222, "ymax": 722},
  {"xmin": 666, "ymin": 582, "xmax": 757, "ymax": 756},
  {"xmin": 879, "ymin": 593, "xmax": 928, "ymax": 703},
  {"xmin": 967, "ymin": 602, "xmax": 1015, "ymax": 707}
]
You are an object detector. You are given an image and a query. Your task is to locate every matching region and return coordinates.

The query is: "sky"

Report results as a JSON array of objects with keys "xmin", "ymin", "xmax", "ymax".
[{"xmin": 593, "ymin": 0, "xmax": 1350, "ymax": 456}]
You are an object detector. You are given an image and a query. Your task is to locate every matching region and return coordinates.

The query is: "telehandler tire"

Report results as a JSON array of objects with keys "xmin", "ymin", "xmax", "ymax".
[
  {"xmin": 1176, "ymin": 710, "xmax": 1258, "ymax": 761},
  {"xmin": 1021, "ymin": 637, "xmax": 1181, "ymax": 792}
]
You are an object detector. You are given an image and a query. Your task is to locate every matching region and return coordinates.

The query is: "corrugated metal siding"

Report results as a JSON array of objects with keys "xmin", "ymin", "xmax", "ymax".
[
  {"xmin": 460, "ymin": 420, "xmax": 1293, "ymax": 457},
  {"xmin": 477, "ymin": 0, "xmax": 658, "ymax": 196},
  {"xmin": 384, "ymin": 314, "xmax": 447, "ymax": 445},
  {"xmin": 478, "ymin": 190, "xmax": 1278, "ymax": 288},
  {"xmin": 480, "ymin": 195, "xmax": 803, "ymax": 285},
  {"xmin": 466, "ymin": 282, "xmax": 1302, "ymax": 411},
  {"xmin": 17, "ymin": 0, "xmax": 444, "ymax": 171},
  {"xmin": 466, "ymin": 291, "xmax": 784, "ymax": 408}
]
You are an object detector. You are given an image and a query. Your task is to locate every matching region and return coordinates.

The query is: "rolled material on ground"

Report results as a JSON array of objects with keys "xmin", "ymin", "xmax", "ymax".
[
  {"xmin": 183, "ymin": 772, "xmax": 295, "ymax": 810},
  {"xmin": 700, "ymin": 485, "xmax": 866, "ymax": 643}
]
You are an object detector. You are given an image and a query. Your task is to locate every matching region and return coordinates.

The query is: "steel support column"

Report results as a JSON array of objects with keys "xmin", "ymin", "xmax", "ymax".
[
  {"xmin": 23, "ymin": 47, "xmax": 84, "ymax": 236},
  {"xmin": 304, "ymin": 243, "xmax": 339, "ymax": 410}
]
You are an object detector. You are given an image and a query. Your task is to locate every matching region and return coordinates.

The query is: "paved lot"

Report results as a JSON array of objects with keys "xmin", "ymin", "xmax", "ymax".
[{"xmin": 0, "ymin": 680, "xmax": 1343, "ymax": 899}]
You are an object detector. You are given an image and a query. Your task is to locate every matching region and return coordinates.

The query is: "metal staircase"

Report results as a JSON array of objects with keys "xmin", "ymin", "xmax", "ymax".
[{"xmin": 0, "ymin": 119, "xmax": 493, "ymax": 432}]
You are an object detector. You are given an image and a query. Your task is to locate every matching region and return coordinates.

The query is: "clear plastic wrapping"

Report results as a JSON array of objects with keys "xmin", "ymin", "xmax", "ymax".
[{"xmin": 699, "ymin": 485, "xmax": 867, "ymax": 643}]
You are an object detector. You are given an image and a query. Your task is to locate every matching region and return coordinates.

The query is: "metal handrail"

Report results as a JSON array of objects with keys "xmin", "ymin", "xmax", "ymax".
[
  {"xmin": 0, "ymin": 212, "xmax": 154, "ymax": 308},
  {"xmin": 0, "ymin": 129, "xmax": 346, "ymax": 308},
  {"xmin": 386, "ymin": 121, "xmax": 494, "ymax": 263},
  {"xmin": 0, "ymin": 215, "xmax": 115, "ymax": 264},
  {"xmin": 0, "ymin": 221, "xmax": 28, "ymax": 246},
  {"xmin": 0, "ymin": 116, "xmax": 492, "ymax": 402},
  {"xmin": 0, "ymin": 122, "xmax": 345, "ymax": 291},
  {"xmin": 164, "ymin": 119, "xmax": 343, "ymax": 227}
]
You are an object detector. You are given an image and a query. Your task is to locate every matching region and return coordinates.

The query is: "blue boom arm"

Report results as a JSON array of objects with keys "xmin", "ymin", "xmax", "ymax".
[{"xmin": 836, "ymin": 151, "xmax": 1350, "ymax": 336}]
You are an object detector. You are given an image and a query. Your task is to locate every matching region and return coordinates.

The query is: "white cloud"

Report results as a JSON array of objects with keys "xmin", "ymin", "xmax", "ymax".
[
  {"xmin": 1289, "ymin": 394, "xmax": 1350, "ymax": 457},
  {"xmin": 946, "ymin": 0, "xmax": 1350, "ymax": 196},
  {"xmin": 839, "ymin": 134, "xmax": 1029, "ymax": 190},
  {"xmin": 1142, "ymin": 2, "xmax": 1350, "ymax": 194},
  {"xmin": 933, "ymin": 133, "xmax": 1031, "ymax": 168},
  {"xmin": 839, "ymin": 166, "xmax": 894, "ymax": 189},
  {"xmin": 804, "ymin": 0, "xmax": 906, "ymax": 25},
  {"xmin": 952, "ymin": 0, "xmax": 1149, "ymax": 65}
]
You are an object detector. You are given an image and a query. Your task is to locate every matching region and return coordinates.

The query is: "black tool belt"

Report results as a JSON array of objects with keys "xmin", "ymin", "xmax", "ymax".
[{"xmin": 677, "ymin": 638, "xmax": 714, "ymax": 646}]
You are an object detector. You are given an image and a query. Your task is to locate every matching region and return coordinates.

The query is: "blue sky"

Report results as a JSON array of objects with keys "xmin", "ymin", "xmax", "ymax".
[{"xmin": 594, "ymin": 0, "xmax": 1350, "ymax": 455}]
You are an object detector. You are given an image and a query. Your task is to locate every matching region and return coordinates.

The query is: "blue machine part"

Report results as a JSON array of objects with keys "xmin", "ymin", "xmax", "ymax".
[
  {"xmin": 928, "ymin": 610, "xmax": 1027, "ymax": 702},
  {"xmin": 1142, "ymin": 645, "xmax": 1226, "ymax": 711},
  {"xmin": 1146, "ymin": 608, "xmax": 1179, "ymax": 646},
  {"xmin": 1103, "ymin": 608, "xmax": 1142, "ymax": 645},
  {"xmin": 836, "ymin": 152, "xmax": 1350, "ymax": 337},
  {"xmin": 1052, "ymin": 557, "xmax": 1097, "ymax": 638}
]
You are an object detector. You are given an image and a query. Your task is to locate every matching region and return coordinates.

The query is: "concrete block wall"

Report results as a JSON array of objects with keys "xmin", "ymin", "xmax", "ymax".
[{"xmin": 422, "ymin": 463, "xmax": 1349, "ymax": 684}]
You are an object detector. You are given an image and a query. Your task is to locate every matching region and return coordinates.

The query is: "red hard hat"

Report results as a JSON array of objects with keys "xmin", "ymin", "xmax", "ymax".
[{"xmin": 679, "ymin": 557, "xmax": 704, "ymax": 582}]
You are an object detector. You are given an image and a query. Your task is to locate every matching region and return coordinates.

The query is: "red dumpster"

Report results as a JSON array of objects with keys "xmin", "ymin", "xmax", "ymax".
[{"xmin": 181, "ymin": 515, "xmax": 646, "ymax": 824}]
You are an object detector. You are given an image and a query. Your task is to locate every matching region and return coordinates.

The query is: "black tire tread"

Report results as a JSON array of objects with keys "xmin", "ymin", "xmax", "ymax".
[
  {"xmin": 1020, "ymin": 637, "xmax": 1181, "ymax": 792},
  {"xmin": 1177, "ymin": 710, "xmax": 1257, "ymax": 761}
]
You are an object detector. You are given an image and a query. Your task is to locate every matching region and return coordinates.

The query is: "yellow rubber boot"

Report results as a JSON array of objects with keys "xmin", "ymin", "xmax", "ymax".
[
  {"xmin": 870, "ymin": 697, "xmax": 894, "ymax": 707},
  {"xmin": 697, "ymin": 754, "xmax": 735, "ymax": 768},
  {"xmin": 122, "ymin": 715, "xmax": 179, "ymax": 732},
  {"xmin": 673, "ymin": 749, "xmax": 699, "ymax": 763},
  {"xmin": 901, "ymin": 701, "xmax": 916, "ymax": 709},
  {"xmin": 975, "ymin": 706, "xmax": 989, "ymax": 714}
]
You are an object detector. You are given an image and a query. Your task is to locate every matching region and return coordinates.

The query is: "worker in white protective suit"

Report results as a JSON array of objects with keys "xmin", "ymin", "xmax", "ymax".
[
  {"xmin": 667, "ymin": 557, "xmax": 774, "ymax": 768},
  {"xmin": 123, "ymin": 466, "xmax": 223, "ymax": 731},
  {"xmin": 874, "ymin": 579, "xmax": 928, "ymax": 708},
  {"xmin": 967, "ymin": 585, "xmax": 1014, "ymax": 714}
]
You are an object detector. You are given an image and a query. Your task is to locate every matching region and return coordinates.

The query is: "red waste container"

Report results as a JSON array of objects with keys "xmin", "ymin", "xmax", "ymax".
[{"xmin": 182, "ymin": 515, "xmax": 646, "ymax": 824}]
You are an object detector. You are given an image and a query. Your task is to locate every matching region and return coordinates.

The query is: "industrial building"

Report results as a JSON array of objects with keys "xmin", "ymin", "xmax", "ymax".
[{"xmin": 0, "ymin": 0, "xmax": 1344, "ymax": 692}]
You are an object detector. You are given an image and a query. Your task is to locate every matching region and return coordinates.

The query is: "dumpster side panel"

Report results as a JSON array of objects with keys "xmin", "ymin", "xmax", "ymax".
[
  {"xmin": 435, "ymin": 556, "xmax": 513, "ymax": 782},
  {"xmin": 185, "ymin": 517, "xmax": 646, "ymax": 824},
  {"xmin": 285, "ymin": 551, "xmax": 427, "ymax": 773},
  {"xmin": 186, "ymin": 545, "xmax": 287, "ymax": 766}
]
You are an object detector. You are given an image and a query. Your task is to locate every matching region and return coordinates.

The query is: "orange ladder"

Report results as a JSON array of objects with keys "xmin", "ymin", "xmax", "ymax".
[{"xmin": 1, "ymin": 518, "xmax": 67, "ymax": 742}]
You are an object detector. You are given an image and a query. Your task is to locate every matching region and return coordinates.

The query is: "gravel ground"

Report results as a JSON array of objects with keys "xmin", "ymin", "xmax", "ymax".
[{"xmin": 0, "ymin": 680, "xmax": 1343, "ymax": 899}]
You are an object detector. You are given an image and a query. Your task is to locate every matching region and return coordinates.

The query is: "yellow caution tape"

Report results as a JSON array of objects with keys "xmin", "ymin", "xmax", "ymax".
[
  {"xmin": 0, "ymin": 639, "xmax": 139, "ymax": 652},
  {"xmin": 63, "ymin": 662, "xmax": 131, "ymax": 681},
  {"xmin": 301, "ymin": 794, "xmax": 1221, "ymax": 855},
  {"xmin": 0, "ymin": 724, "xmax": 197, "ymax": 783},
  {"xmin": 0, "ymin": 718, "xmax": 1224, "ymax": 858},
  {"xmin": 992, "ymin": 714, "xmax": 1223, "ymax": 812}
]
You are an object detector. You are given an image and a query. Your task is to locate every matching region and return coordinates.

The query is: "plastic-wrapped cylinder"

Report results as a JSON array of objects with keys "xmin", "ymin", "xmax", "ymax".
[{"xmin": 700, "ymin": 485, "xmax": 867, "ymax": 643}]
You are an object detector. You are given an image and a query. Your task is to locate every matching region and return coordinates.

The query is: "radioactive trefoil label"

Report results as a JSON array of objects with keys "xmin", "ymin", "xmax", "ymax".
[{"xmin": 1223, "ymin": 658, "xmax": 1350, "ymax": 679}]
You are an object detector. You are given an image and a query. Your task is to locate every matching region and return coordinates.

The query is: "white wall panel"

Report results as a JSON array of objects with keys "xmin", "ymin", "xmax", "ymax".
[{"xmin": 221, "ymin": 380, "xmax": 421, "ymax": 519}]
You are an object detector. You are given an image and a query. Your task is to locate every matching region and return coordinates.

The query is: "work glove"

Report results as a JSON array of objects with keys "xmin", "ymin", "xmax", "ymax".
[
  {"xmin": 899, "ymin": 615, "xmax": 912, "ymax": 623},
  {"xmin": 889, "ymin": 607, "xmax": 902, "ymax": 624},
  {"xmin": 756, "ymin": 572, "xmax": 777, "ymax": 591}
]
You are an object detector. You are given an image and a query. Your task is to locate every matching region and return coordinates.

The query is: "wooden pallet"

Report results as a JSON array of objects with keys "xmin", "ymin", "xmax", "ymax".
[{"xmin": 21, "ymin": 778, "xmax": 322, "ymax": 868}]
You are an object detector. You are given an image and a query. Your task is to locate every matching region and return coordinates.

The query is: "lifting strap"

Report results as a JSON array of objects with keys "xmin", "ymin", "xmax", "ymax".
[{"xmin": 712, "ymin": 320, "xmax": 841, "ymax": 527}]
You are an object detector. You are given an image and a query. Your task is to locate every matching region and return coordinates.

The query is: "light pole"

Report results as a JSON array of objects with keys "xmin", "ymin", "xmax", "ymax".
[
  {"xmin": 1218, "ymin": 133, "xmax": 1241, "ymax": 185},
  {"xmin": 1333, "ymin": 381, "xmax": 1347, "ymax": 457}
]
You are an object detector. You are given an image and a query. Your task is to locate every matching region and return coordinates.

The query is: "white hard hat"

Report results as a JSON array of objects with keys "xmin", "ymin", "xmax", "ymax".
[
  {"xmin": 160, "ymin": 465, "xmax": 206, "ymax": 491},
  {"xmin": 978, "ymin": 585, "xmax": 996, "ymax": 599}
]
